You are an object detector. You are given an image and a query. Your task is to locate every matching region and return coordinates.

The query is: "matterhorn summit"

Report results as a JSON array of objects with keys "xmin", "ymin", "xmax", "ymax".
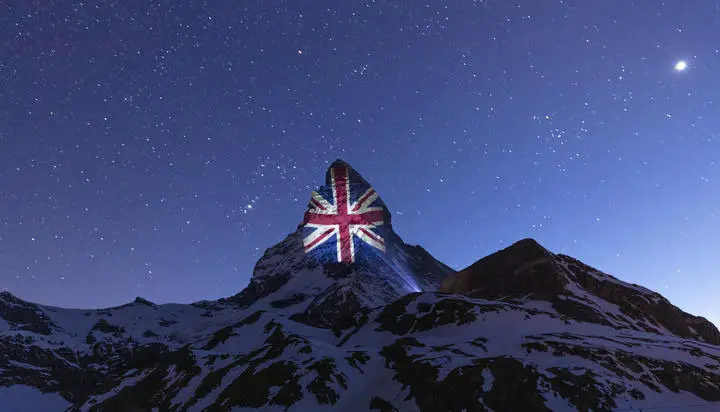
[
  {"xmin": 224, "ymin": 159, "xmax": 453, "ymax": 328},
  {"xmin": 1, "ymin": 160, "xmax": 719, "ymax": 411}
]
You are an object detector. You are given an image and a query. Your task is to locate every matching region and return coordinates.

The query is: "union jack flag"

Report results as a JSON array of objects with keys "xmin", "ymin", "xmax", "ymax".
[{"xmin": 302, "ymin": 163, "xmax": 386, "ymax": 263}]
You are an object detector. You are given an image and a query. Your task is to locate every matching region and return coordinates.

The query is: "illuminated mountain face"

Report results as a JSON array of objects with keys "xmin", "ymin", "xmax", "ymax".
[
  {"xmin": 294, "ymin": 160, "xmax": 440, "ymax": 297},
  {"xmin": 301, "ymin": 160, "xmax": 390, "ymax": 264}
]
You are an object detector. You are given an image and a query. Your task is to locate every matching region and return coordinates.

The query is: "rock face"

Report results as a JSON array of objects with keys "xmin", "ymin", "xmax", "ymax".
[
  {"xmin": 1, "ymin": 161, "xmax": 719, "ymax": 412},
  {"xmin": 440, "ymin": 238, "xmax": 561, "ymax": 301},
  {"xmin": 441, "ymin": 238, "xmax": 720, "ymax": 345}
]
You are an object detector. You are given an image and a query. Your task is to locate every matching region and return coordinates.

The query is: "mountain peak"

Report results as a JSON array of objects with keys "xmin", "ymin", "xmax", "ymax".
[
  {"xmin": 300, "ymin": 159, "xmax": 399, "ymax": 266},
  {"xmin": 330, "ymin": 157, "xmax": 351, "ymax": 167},
  {"xmin": 132, "ymin": 296, "xmax": 156, "ymax": 307},
  {"xmin": 440, "ymin": 238, "xmax": 554, "ymax": 297},
  {"xmin": 442, "ymin": 238, "xmax": 720, "ymax": 345},
  {"xmin": 225, "ymin": 160, "xmax": 452, "ymax": 327}
]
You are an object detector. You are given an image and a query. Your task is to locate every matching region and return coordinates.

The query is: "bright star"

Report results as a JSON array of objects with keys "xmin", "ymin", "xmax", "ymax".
[{"xmin": 674, "ymin": 60, "xmax": 688, "ymax": 72}]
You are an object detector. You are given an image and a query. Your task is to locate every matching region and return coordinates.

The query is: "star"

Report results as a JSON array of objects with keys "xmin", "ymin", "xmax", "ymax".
[{"xmin": 674, "ymin": 60, "xmax": 688, "ymax": 72}]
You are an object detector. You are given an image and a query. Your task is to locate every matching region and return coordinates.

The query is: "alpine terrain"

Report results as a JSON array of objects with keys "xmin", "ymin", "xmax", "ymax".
[{"xmin": 1, "ymin": 159, "xmax": 719, "ymax": 412}]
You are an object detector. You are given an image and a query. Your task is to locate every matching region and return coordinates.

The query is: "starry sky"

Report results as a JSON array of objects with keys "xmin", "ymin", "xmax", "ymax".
[{"xmin": 2, "ymin": 1, "xmax": 719, "ymax": 326}]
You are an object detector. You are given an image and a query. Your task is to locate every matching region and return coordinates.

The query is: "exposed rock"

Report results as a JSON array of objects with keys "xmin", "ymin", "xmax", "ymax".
[
  {"xmin": 441, "ymin": 238, "xmax": 720, "ymax": 344},
  {"xmin": 559, "ymin": 254, "xmax": 720, "ymax": 344},
  {"xmin": 441, "ymin": 238, "xmax": 564, "ymax": 301},
  {"xmin": 0, "ymin": 291, "xmax": 56, "ymax": 335}
]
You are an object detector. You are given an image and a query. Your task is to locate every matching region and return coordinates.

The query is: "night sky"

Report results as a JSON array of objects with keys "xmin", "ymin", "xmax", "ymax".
[{"xmin": 2, "ymin": 1, "xmax": 719, "ymax": 326}]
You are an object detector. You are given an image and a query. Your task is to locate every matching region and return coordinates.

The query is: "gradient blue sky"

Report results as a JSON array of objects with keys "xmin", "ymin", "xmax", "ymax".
[{"xmin": 1, "ymin": 1, "xmax": 718, "ymax": 327}]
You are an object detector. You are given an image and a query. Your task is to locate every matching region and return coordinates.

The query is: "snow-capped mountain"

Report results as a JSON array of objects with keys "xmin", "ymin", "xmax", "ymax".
[{"xmin": 1, "ymin": 160, "xmax": 719, "ymax": 412}]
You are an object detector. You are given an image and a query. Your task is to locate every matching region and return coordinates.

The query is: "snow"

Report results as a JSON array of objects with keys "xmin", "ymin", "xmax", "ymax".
[
  {"xmin": 556, "ymin": 257, "xmax": 658, "ymax": 298},
  {"xmin": 189, "ymin": 361, "xmax": 248, "ymax": 411},
  {"xmin": 79, "ymin": 370, "xmax": 151, "ymax": 411},
  {"xmin": 0, "ymin": 298, "xmax": 259, "ymax": 361},
  {"xmin": 557, "ymin": 267, "xmax": 676, "ymax": 336},
  {"xmin": 428, "ymin": 354, "xmax": 476, "ymax": 381},
  {"xmin": 615, "ymin": 386, "xmax": 720, "ymax": 411},
  {"xmin": 162, "ymin": 365, "xmax": 184, "ymax": 388},
  {"xmin": 481, "ymin": 368, "xmax": 493, "ymax": 392},
  {"xmin": 8, "ymin": 360, "xmax": 46, "ymax": 371},
  {"xmin": 542, "ymin": 392, "xmax": 577, "ymax": 411},
  {"xmin": 169, "ymin": 373, "xmax": 205, "ymax": 408},
  {"xmin": 168, "ymin": 354, "xmax": 231, "ymax": 409},
  {"xmin": 0, "ymin": 385, "xmax": 72, "ymax": 412},
  {"xmin": 332, "ymin": 354, "xmax": 421, "ymax": 412},
  {"xmin": 339, "ymin": 292, "xmax": 720, "ymax": 408},
  {"xmin": 4, "ymin": 282, "xmax": 719, "ymax": 412}
]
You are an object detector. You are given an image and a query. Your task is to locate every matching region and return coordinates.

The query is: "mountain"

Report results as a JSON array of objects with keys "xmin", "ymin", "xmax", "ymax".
[
  {"xmin": 1, "ymin": 159, "xmax": 719, "ymax": 412},
  {"xmin": 219, "ymin": 159, "xmax": 454, "ymax": 330}
]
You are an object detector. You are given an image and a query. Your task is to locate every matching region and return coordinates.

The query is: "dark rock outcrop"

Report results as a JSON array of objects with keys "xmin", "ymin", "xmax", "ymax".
[{"xmin": 440, "ymin": 238, "xmax": 720, "ymax": 345}]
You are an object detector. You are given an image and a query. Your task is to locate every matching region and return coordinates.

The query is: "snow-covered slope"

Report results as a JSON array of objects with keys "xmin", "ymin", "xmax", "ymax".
[{"xmin": 1, "ymin": 160, "xmax": 718, "ymax": 411}]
